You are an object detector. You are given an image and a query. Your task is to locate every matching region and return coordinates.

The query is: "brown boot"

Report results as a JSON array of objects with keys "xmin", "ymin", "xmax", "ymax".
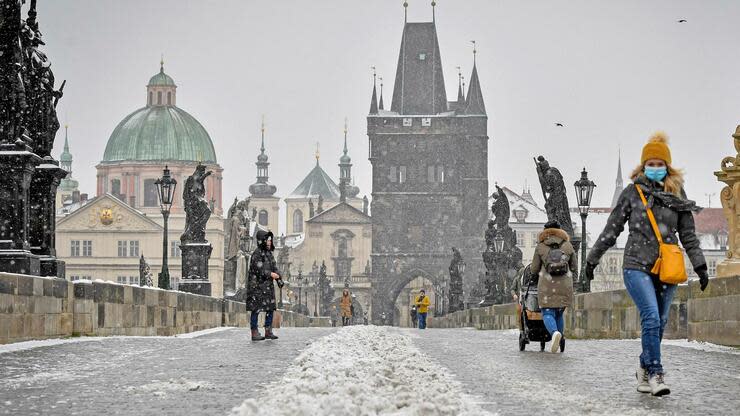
[
  {"xmin": 264, "ymin": 327, "xmax": 279, "ymax": 340},
  {"xmin": 251, "ymin": 329, "xmax": 265, "ymax": 341}
]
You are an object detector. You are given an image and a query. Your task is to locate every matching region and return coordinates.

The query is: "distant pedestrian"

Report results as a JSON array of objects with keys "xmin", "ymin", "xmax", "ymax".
[
  {"xmin": 330, "ymin": 305, "xmax": 339, "ymax": 327},
  {"xmin": 340, "ymin": 289, "xmax": 353, "ymax": 326},
  {"xmin": 586, "ymin": 132, "xmax": 707, "ymax": 397},
  {"xmin": 414, "ymin": 290, "xmax": 430, "ymax": 329},
  {"xmin": 245, "ymin": 230, "xmax": 282, "ymax": 341},
  {"xmin": 410, "ymin": 305, "xmax": 418, "ymax": 328},
  {"xmin": 363, "ymin": 312, "xmax": 368, "ymax": 325},
  {"xmin": 529, "ymin": 220, "xmax": 577, "ymax": 354}
]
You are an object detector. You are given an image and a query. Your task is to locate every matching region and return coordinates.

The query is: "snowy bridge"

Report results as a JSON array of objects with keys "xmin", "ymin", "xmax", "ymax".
[{"xmin": 1, "ymin": 326, "xmax": 739, "ymax": 415}]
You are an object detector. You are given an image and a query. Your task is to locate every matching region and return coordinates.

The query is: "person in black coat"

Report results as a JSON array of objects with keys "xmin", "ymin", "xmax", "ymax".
[{"xmin": 246, "ymin": 229, "xmax": 282, "ymax": 341}]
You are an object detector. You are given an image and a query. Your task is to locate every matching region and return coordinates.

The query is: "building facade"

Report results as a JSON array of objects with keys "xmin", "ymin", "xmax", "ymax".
[
  {"xmin": 368, "ymin": 15, "xmax": 489, "ymax": 323},
  {"xmin": 57, "ymin": 63, "xmax": 225, "ymax": 296}
]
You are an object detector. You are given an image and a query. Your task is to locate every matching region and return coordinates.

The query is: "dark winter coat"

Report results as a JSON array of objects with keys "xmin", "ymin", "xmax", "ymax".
[
  {"xmin": 587, "ymin": 175, "xmax": 706, "ymax": 274},
  {"xmin": 245, "ymin": 230, "xmax": 280, "ymax": 312},
  {"xmin": 530, "ymin": 228, "xmax": 577, "ymax": 308}
]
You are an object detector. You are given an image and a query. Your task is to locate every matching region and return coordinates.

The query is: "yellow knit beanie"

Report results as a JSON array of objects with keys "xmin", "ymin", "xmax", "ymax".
[{"xmin": 641, "ymin": 131, "xmax": 671, "ymax": 165}]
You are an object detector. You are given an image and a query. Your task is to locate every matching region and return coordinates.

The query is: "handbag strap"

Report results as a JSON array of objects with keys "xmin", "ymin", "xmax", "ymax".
[{"xmin": 636, "ymin": 185, "xmax": 664, "ymax": 245}]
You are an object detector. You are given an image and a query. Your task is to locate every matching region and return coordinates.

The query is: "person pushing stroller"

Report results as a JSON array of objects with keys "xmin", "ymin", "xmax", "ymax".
[{"xmin": 529, "ymin": 220, "xmax": 577, "ymax": 353}]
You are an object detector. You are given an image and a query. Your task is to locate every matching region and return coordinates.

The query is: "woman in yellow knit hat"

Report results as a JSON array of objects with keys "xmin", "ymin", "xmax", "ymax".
[{"xmin": 585, "ymin": 132, "xmax": 707, "ymax": 397}]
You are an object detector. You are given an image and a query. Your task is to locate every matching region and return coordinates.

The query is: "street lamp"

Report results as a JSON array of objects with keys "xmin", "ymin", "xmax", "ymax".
[
  {"xmin": 493, "ymin": 234, "xmax": 505, "ymax": 253},
  {"xmin": 296, "ymin": 270, "xmax": 303, "ymax": 311},
  {"xmin": 718, "ymin": 229, "xmax": 729, "ymax": 251},
  {"xmin": 513, "ymin": 206, "xmax": 528, "ymax": 223},
  {"xmin": 154, "ymin": 166, "xmax": 177, "ymax": 290},
  {"xmin": 574, "ymin": 167, "xmax": 596, "ymax": 293}
]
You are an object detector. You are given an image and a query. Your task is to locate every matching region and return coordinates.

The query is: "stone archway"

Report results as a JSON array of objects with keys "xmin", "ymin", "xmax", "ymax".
[
  {"xmin": 372, "ymin": 267, "xmax": 442, "ymax": 326},
  {"xmin": 329, "ymin": 293, "xmax": 365, "ymax": 325}
]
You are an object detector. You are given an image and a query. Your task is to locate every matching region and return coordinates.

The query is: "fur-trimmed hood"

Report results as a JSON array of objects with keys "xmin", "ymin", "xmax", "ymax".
[{"xmin": 538, "ymin": 227, "xmax": 570, "ymax": 244}]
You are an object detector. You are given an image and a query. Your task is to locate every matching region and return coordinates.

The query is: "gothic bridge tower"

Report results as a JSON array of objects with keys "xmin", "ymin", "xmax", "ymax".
[{"xmin": 368, "ymin": 4, "xmax": 489, "ymax": 323}]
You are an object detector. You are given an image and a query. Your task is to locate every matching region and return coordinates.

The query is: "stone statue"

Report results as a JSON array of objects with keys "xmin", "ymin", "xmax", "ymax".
[
  {"xmin": 535, "ymin": 156, "xmax": 574, "ymax": 237},
  {"xmin": 308, "ymin": 198, "xmax": 315, "ymax": 218},
  {"xmin": 364, "ymin": 259, "xmax": 371, "ymax": 275},
  {"xmin": 225, "ymin": 198, "xmax": 250, "ymax": 260},
  {"xmin": 490, "ymin": 185, "xmax": 510, "ymax": 230},
  {"xmin": 715, "ymin": 125, "xmax": 740, "ymax": 277},
  {"xmin": 448, "ymin": 247, "xmax": 464, "ymax": 313},
  {"xmin": 20, "ymin": 2, "xmax": 64, "ymax": 158},
  {"xmin": 362, "ymin": 195, "xmax": 369, "ymax": 214},
  {"xmin": 181, "ymin": 163, "xmax": 212, "ymax": 243},
  {"xmin": 227, "ymin": 197, "xmax": 238, "ymax": 219},
  {"xmin": 0, "ymin": 0, "xmax": 28, "ymax": 147},
  {"xmin": 485, "ymin": 219, "xmax": 496, "ymax": 252},
  {"xmin": 317, "ymin": 195, "xmax": 324, "ymax": 214}
]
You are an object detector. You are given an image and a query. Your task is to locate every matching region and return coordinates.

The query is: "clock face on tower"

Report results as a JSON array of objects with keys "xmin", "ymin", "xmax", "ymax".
[{"xmin": 100, "ymin": 208, "xmax": 114, "ymax": 225}]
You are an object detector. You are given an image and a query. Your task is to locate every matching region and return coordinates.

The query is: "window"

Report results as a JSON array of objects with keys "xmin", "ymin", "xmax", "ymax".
[
  {"xmin": 82, "ymin": 240, "xmax": 92, "ymax": 257},
  {"xmin": 530, "ymin": 233, "xmax": 538, "ymax": 247},
  {"xmin": 117, "ymin": 241, "xmax": 127, "ymax": 257},
  {"xmin": 427, "ymin": 165, "xmax": 445, "ymax": 183},
  {"xmin": 117, "ymin": 276, "xmax": 127, "ymax": 284},
  {"xmin": 516, "ymin": 231, "xmax": 524, "ymax": 247},
  {"xmin": 418, "ymin": 53, "xmax": 426, "ymax": 60},
  {"xmin": 403, "ymin": 118, "xmax": 412, "ymax": 127},
  {"xmin": 436, "ymin": 165, "xmax": 445, "ymax": 183},
  {"xmin": 129, "ymin": 240, "xmax": 139, "ymax": 257},
  {"xmin": 82, "ymin": 275, "xmax": 91, "ymax": 280},
  {"xmin": 389, "ymin": 166, "xmax": 397, "ymax": 183},
  {"xmin": 129, "ymin": 276, "xmax": 138, "ymax": 285},
  {"xmin": 421, "ymin": 118, "xmax": 431, "ymax": 127},
  {"xmin": 258, "ymin": 210, "xmax": 268, "ymax": 226},
  {"xmin": 157, "ymin": 91, "xmax": 162, "ymax": 105},
  {"xmin": 293, "ymin": 209, "xmax": 304, "ymax": 233},
  {"xmin": 171, "ymin": 240, "xmax": 181, "ymax": 258},
  {"xmin": 708, "ymin": 259, "xmax": 717, "ymax": 277},
  {"xmin": 70, "ymin": 240, "xmax": 80, "ymax": 257},
  {"xmin": 110, "ymin": 179, "xmax": 121, "ymax": 196},
  {"xmin": 144, "ymin": 179, "xmax": 159, "ymax": 206},
  {"xmin": 338, "ymin": 238, "xmax": 348, "ymax": 258},
  {"xmin": 399, "ymin": 166, "xmax": 407, "ymax": 183},
  {"xmin": 167, "ymin": 91, "xmax": 172, "ymax": 105},
  {"xmin": 148, "ymin": 92, "xmax": 152, "ymax": 106},
  {"xmin": 427, "ymin": 166, "xmax": 435, "ymax": 183},
  {"xmin": 69, "ymin": 275, "xmax": 80, "ymax": 281}
]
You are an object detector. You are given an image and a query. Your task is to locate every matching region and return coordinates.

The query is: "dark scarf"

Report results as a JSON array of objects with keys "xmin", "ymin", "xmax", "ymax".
[{"xmin": 634, "ymin": 175, "xmax": 701, "ymax": 213}]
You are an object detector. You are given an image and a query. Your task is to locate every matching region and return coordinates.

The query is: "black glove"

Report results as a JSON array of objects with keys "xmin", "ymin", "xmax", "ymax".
[
  {"xmin": 695, "ymin": 265, "xmax": 709, "ymax": 292},
  {"xmin": 585, "ymin": 262, "xmax": 597, "ymax": 281}
]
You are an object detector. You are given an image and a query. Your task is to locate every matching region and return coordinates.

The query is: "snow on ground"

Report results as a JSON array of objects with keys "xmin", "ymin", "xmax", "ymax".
[
  {"xmin": 0, "ymin": 326, "xmax": 235, "ymax": 355},
  {"xmin": 230, "ymin": 326, "xmax": 493, "ymax": 416},
  {"xmin": 127, "ymin": 377, "xmax": 215, "ymax": 397}
]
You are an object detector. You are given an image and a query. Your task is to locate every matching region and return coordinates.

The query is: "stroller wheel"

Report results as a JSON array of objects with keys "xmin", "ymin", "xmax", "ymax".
[
  {"xmin": 540, "ymin": 341, "xmax": 546, "ymax": 351},
  {"xmin": 518, "ymin": 332, "xmax": 526, "ymax": 351},
  {"xmin": 560, "ymin": 337, "xmax": 565, "ymax": 352}
]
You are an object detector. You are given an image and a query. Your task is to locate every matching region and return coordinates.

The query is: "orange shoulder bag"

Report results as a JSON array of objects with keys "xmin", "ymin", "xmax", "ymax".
[{"xmin": 636, "ymin": 186, "xmax": 687, "ymax": 284}]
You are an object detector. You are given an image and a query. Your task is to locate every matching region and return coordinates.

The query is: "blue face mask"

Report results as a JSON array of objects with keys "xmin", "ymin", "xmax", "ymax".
[{"xmin": 644, "ymin": 166, "xmax": 667, "ymax": 182}]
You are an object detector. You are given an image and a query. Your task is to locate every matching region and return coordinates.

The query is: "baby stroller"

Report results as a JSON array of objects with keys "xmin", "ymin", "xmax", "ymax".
[{"xmin": 518, "ymin": 264, "xmax": 563, "ymax": 352}]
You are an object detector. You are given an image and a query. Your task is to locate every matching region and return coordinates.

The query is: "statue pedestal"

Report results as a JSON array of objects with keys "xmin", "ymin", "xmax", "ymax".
[
  {"xmin": 0, "ymin": 145, "xmax": 41, "ymax": 275},
  {"xmin": 29, "ymin": 161, "xmax": 68, "ymax": 278},
  {"xmin": 715, "ymin": 127, "xmax": 740, "ymax": 278},
  {"xmin": 179, "ymin": 241, "xmax": 212, "ymax": 296},
  {"xmin": 716, "ymin": 259, "xmax": 740, "ymax": 278}
]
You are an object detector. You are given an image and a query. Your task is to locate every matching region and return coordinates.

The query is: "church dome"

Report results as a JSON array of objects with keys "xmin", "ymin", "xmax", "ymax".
[{"xmin": 101, "ymin": 65, "xmax": 217, "ymax": 163}]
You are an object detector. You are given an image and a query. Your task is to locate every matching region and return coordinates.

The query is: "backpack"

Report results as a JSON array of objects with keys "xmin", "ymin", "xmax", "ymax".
[{"xmin": 544, "ymin": 243, "xmax": 569, "ymax": 276}]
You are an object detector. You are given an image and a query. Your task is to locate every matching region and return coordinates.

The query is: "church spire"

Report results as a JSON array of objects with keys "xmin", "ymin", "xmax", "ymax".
[
  {"xmin": 379, "ymin": 76, "xmax": 384, "ymax": 110},
  {"xmin": 249, "ymin": 115, "xmax": 277, "ymax": 197},
  {"xmin": 369, "ymin": 66, "xmax": 378, "ymax": 114},
  {"xmin": 456, "ymin": 66, "xmax": 464, "ymax": 103},
  {"xmin": 60, "ymin": 124, "xmax": 73, "ymax": 174},
  {"xmin": 610, "ymin": 148, "xmax": 624, "ymax": 208},
  {"xmin": 339, "ymin": 118, "xmax": 359, "ymax": 199},
  {"xmin": 464, "ymin": 41, "xmax": 486, "ymax": 115}
]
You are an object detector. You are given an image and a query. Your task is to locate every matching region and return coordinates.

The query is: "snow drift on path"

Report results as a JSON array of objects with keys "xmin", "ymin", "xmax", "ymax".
[{"xmin": 231, "ymin": 326, "xmax": 492, "ymax": 416}]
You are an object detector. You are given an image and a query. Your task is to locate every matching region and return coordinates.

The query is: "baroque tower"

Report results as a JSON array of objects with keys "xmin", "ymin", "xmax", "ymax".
[
  {"xmin": 368, "ymin": 5, "xmax": 488, "ymax": 323},
  {"xmin": 248, "ymin": 116, "xmax": 279, "ymax": 232}
]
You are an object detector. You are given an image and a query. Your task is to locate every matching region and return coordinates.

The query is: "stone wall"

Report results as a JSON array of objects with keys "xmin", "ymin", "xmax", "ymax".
[
  {"xmin": 0, "ymin": 272, "xmax": 329, "ymax": 345},
  {"xmin": 429, "ymin": 276, "xmax": 740, "ymax": 347}
]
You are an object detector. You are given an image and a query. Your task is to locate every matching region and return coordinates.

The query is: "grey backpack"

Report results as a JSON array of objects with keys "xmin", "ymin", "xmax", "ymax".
[{"xmin": 544, "ymin": 243, "xmax": 569, "ymax": 276}]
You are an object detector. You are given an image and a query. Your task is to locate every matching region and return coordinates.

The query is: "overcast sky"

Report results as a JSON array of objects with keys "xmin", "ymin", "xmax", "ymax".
[{"xmin": 39, "ymin": 0, "xmax": 740, "ymax": 229}]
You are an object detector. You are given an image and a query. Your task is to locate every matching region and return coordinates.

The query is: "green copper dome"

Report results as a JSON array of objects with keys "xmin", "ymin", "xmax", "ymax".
[
  {"xmin": 148, "ymin": 69, "xmax": 176, "ymax": 86},
  {"xmin": 102, "ymin": 106, "xmax": 217, "ymax": 163}
]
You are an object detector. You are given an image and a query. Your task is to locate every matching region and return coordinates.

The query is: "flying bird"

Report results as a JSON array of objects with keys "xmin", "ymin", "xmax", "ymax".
[
  {"xmin": 678, "ymin": 19, "xmax": 687, "ymax": 23},
  {"xmin": 555, "ymin": 123, "xmax": 564, "ymax": 127}
]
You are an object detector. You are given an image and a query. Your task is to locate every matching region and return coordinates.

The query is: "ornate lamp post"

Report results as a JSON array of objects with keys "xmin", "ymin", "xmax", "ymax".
[
  {"xmin": 492, "ymin": 234, "xmax": 505, "ymax": 303},
  {"xmin": 296, "ymin": 270, "xmax": 303, "ymax": 310},
  {"xmin": 155, "ymin": 166, "xmax": 177, "ymax": 290},
  {"xmin": 718, "ymin": 229, "xmax": 729, "ymax": 252},
  {"xmin": 493, "ymin": 234, "xmax": 505, "ymax": 253},
  {"xmin": 574, "ymin": 167, "xmax": 596, "ymax": 293}
]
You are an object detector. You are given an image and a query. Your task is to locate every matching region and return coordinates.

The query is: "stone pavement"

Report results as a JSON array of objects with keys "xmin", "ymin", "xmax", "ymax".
[
  {"xmin": 2, "ymin": 327, "xmax": 739, "ymax": 415},
  {"xmin": 0, "ymin": 328, "xmax": 333, "ymax": 416},
  {"xmin": 405, "ymin": 328, "xmax": 740, "ymax": 415}
]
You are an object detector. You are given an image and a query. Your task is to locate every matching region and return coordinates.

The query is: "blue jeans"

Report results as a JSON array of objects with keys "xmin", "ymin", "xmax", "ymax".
[
  {"xmin": 623, "ymin": 269, "xmax": 677, "ymax": 375},
  {"xmin": 418, "ymin": 312, "xmax": 427, "ymax": 329},
  {"xmin": 250, "ymin": 310, "xmax": 273, "ymax": 330},
  {"xmin": 542, "ymin": 308, "xmax": 565, "ymax": 336}
]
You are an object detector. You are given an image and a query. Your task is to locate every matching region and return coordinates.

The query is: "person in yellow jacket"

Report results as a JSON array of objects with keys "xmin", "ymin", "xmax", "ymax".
[{"xmin": 414, "ymin": 289, "xmax": 431, "ymax": 329}]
